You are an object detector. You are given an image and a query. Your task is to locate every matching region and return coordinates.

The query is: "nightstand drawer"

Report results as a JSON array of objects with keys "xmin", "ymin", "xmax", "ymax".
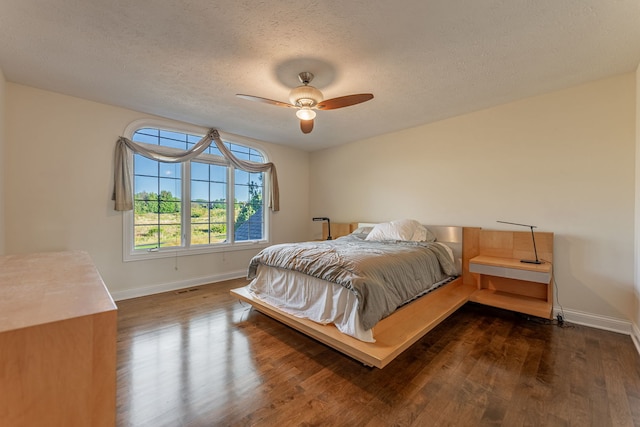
[{"xmin": 469, "ymin": 262, "xmax": 551, "ymax": 284}]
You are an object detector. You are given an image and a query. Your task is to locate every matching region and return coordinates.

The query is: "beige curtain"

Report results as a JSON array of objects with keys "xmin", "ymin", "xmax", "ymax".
[{"xmin": 113, "ymin": 129, "xmax": 279, "ymax": 212}]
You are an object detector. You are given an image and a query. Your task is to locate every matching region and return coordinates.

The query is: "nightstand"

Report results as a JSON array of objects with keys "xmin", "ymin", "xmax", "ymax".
[{"xmin": 469, "ymin": 254, "xmax": 553, "ymax": 318}]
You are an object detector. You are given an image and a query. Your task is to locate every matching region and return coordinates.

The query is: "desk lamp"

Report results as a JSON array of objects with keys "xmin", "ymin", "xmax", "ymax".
[{"xmin": 312, "ymin": 217, "xmax": 332, "ymax": 240}]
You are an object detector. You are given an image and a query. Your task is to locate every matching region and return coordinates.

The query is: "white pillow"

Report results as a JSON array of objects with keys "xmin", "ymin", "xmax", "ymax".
[
  {"xmin": 411, "ymin": 224, "xmax": 436, "ymax": 242},
  {"xmin": 351, "ymin": 226, "xmax": 373, "ymax": 237},
  {"xmin": 365, "ymin": 219, "xmax": 431, "ymax": 242}
]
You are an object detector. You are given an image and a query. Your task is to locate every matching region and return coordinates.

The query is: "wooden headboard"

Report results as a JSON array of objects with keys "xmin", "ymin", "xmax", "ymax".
[
  {"xmin": 321, "ymin": 222, "xmax": 482, "ymax": 278},
  {"xmin": 321, "ymin": 222, "xmax": 358, "ymax": 240}
]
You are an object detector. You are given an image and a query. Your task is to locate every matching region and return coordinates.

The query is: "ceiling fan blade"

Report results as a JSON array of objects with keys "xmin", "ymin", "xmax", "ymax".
[
  {"xmin": 236, "ymin": 94, "xmax": 296, "ymax": 108},
  {"xmin": 316, "ymin": 93, "xmax": 374, "ymax": 110},
  {"xmin": 300, "ymin": 119, "xmax": 314, "ymax": 134}
]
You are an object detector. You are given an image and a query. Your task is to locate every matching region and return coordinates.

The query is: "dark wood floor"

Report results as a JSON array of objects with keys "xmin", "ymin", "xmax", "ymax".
[{"xmin": 116, "ymin": 278, "xmax": 640, "ymax": 426}]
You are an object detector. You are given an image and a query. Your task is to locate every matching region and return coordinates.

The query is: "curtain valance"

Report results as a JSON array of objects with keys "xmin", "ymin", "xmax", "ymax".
[{"xmin": 113, "ymin": 129, "xmax": 279, "ymax": 212}]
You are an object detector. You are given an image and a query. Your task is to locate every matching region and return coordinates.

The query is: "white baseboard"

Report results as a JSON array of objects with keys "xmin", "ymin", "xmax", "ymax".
[
  {"xmin": 553, "ymin": 306, "xmax": 632, "ymax": 335},
  {"xmin": 110, "ymin": 269, "xmax": 247, "ymax": 301}
]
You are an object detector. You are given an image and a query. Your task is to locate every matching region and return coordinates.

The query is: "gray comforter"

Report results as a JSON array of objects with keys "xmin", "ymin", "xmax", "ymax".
[{"xmin": 247, "ymin": 235, "xmax": 457, "ymax": 330}]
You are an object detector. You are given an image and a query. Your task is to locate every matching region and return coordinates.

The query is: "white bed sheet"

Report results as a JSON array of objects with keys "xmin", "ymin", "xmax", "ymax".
[{"xmin": 248, "ymin": 265, "xmax": 375, "ymax": 342}]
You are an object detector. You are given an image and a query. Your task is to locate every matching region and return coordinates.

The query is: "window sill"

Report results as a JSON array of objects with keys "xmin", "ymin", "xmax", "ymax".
[{"xmin": 123, "ymin": 241, "xmax": 269, "ymax": 262}]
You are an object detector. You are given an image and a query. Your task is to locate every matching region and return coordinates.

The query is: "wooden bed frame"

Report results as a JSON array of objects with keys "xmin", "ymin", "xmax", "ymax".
[{"xmin": 230, "ymin": 225, "xmax": 482, "ymax": 368}]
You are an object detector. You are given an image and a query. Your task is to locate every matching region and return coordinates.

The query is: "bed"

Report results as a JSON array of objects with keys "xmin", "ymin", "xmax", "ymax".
[{"xmin": 231, "ymin": 220, "xmax": 479, "ymax": 368}]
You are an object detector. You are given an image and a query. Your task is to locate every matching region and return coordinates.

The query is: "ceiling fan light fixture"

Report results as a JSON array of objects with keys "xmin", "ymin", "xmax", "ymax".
[
  {"xmin": 296, "ymin": 107, "xmax": 316, "ymax": 120},
  {"xmin": 237, "ymin": 71, "xmax": 373, "ymax": 134},
  {"xmin": 289, "ymin": 85, "xmax": 323, "ymax": 108}
]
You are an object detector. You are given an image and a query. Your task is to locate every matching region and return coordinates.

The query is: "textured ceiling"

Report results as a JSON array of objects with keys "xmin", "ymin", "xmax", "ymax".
[{"xmin": 1, "ymin": 0, "xmax": 639, "ymax": 151}]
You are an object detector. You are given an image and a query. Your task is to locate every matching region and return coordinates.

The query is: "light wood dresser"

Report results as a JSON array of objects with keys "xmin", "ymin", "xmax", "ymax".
[{"xmin": 0, "ymin": 250, "xmax": 117, "ymax": 426}]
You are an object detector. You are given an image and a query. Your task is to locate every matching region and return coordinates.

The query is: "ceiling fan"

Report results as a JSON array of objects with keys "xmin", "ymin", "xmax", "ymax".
[{"xmin": 237, "ymin": 72, "xmax": 374, "ymax": 134}]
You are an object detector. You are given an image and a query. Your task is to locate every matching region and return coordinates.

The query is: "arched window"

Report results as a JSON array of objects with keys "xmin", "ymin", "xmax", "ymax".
[{"xmin": 123, "ymin": 123, "xmax": 269, "ymax": 261}]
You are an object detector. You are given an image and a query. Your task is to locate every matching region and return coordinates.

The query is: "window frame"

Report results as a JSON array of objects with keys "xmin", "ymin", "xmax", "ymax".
[{"xmin": 122, "ymin": 119, "xmax": 271, "ymax": 262}]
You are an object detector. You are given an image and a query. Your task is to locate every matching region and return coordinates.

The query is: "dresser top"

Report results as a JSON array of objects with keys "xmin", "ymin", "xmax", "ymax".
[{"xmin": 0, "ymin": 250, "xmax": 116, "ymax": 333}]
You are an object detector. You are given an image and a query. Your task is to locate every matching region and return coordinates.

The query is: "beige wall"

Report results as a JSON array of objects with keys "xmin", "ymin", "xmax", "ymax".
[
  {"xmin": 311, "ymin": 73, "xmax": 636, "ymax": 323},
  {"xmin": 635, "ymin": 64, "xmax": 640, "ymax": 338},
  {"xmin": 5, "ymin": 84, "xmax": 310, "ymax": 297},
  {"xmin": 0, "ymin": 68, "xmax": 5, "ymax": 255}
]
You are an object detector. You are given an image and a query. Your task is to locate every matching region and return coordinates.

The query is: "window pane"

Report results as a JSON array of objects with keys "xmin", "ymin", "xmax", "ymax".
[
  {"xmin": 159, "ymin": 225, "xmax": 181, "ymax": 247},
  {"xmin": 252, "ymin": 186, "xmax": 263, "ymax": 199},
  {"xmin": 211, "ymin": 201, "xmax": 226, "ymax": 211},
  {"xmin": 191, "ymin": 162, "xmax": 209, "ymax": 181},
  {"xmin": 160, "ymin": 163, "xmax": 180, "ymax": 179},
  {"xmin": 210, "ymin": 183, "xmax": 226, "ymax": 202},
  {"xmin": 159, "ymin": 207, "xmax": 180, "ymax": 224},
  {"xmin": 135, "ymin": 176, "xmax": 159, "ymax": 195},
  {"xmin": 249, "ymin": 172, "xmax": 262, "ymax": 184},
  {"xmin": 133, "ymin": 129, "xmax": 160, "ymax": 144},
  {"xmin": 234, "ymin": 215, "xmax": 263, "ymax": 242},
  {"xmin": 235, "ymin": 169, "xmax": 249, "ymax": 184},
  {"xmin": 134, "ymin": 211, "xmax": 158, "ymax": 225},
  {"xmin": 191, "ymin": 224, "xmax": 210, "ymax": 245},
  {"xmin": 134, "ymin": 155, "xmax": 158, "ymax": 176},
  {"xmin": 190, "ymin": 202, "xmax": 208, "ymax": 222},
  {"xmin": 210, "ymin": 204, "xmax": 227, "ymax": 224},
  {"xmin": 160, "ymin": 130, "xmax": 186, "ymax": 141},
  {"xmin": 249, "ymin": 150, "xmax": 264, "ymax": 162},
  {"xmin": 235, "ymin": 184, "xmax": 249, "ymax": 201},
  {"xmin": 159, "ymin": 177, "xmax": 181, "ymax": 199},
  {"xmin": 134, "ymin": 152, "xmax": 183, "ymax": 251},
  {"xmin": 209, "ymin": 222, "xmax": 227, "ymax": 243},
  {"xmin": 232, "ymin": 150, "xmax": 251, "ymax": 161},
  {"xmin": 160, "ymin": 130, "xmax": 188, "ymax": 149},
  {"xmin": 191, "ymin": 181, "xmax": 209, "ymax": 202},
  {"xmin": 234, "ymin": 170, "xmax": 264, "ymax": 241},
  {"xmin": 134, "ymin": 225, "xmax": 160, "ymax": 249},
  {"xmin": 233, "ymin": 145, "xmax": 250, "ymax": 153},
  {"xmin": 190, "ymin": 162, "xmax": 227, "ymax": 245},
  {"xmin": 210, "ymin": 165, "xmax": 227, "ymax": 183},
  {"xmin": 229, "ymin": 143, "xmax": 250, "ymax": 156},
  {"xmin": 187, "ymin": 134, "xmax": 201, "ymax": 144}
]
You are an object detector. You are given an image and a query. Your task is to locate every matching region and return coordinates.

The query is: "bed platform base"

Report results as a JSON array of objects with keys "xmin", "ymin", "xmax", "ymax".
[{"xmin": 230, "ymin": 278, "xmax": 475, "ymax": 369}]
